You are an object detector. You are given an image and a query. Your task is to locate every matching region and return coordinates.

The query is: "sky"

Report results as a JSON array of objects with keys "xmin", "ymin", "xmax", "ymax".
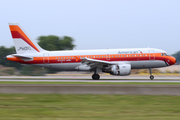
[{"xmin": 0, "ymin": 0, "xmax": 180, "ymax": 54}]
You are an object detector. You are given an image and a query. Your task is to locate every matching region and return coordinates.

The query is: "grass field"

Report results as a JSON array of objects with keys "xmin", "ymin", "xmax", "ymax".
[{"xmin": 0, "ymin": 94, "xmax": 180, "ymax": 120}]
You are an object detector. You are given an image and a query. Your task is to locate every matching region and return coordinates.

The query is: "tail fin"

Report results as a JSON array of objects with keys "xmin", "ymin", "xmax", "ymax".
[{"xmin": 9, "ymin": 23, "xmax": 46, "ymax": 54}]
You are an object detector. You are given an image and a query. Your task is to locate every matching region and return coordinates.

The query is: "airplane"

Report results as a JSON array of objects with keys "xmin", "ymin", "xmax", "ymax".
[{"xmin": 6, "ymin": 23, "xmax": 176, "ymax": 80}]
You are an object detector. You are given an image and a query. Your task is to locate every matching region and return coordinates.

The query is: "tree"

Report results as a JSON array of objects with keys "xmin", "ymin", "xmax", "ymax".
[
  {"xmin": 172, "ymin": 51, "xmax": 180, "ymax": 63},
  {"xmin": 20, "ymin": 65, "xmax": 45, "ymax": 76},
  {"xmin": 0, "ymin": 35, "xmax": 76, "ymax": 75},
  {"xmin": 37, "ymin": 35, "xmax": 76, "ymax": 73},
  {"xmin": 0, "ymin": 46, "xmax": 22, "ymax": 69},
  {"xmin": 37, "ymin": 35, "xmax": 75, "ymax": 51}
]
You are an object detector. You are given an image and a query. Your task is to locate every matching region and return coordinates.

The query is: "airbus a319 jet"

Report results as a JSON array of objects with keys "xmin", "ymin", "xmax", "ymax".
[{"xmin": 6, "ymin": 23, "xmax": 176, "ymax": 80}]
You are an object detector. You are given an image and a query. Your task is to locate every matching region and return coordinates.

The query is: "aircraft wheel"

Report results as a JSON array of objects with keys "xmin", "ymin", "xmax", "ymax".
[
  {"xmin": 150, "ymin": 75, "xmax": 154, "ymax": 80},
  {"xmin": 92, "ymin": 74, "xmax": 100, "ymax": 80}
]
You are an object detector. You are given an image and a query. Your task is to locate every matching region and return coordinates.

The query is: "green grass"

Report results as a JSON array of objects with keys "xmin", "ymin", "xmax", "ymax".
[
  {"xmin": 0, "ymin": 94, "xmax": 180, "ymax": 120},
  {"xmin": 1, "ymin": 81, "xmax": 180, "ymax": 85}
]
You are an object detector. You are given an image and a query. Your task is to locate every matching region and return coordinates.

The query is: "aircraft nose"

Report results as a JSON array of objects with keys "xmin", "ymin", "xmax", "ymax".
[{"xmin": 171, "ymin": 56, "xmax": 176, "ymax": 65}]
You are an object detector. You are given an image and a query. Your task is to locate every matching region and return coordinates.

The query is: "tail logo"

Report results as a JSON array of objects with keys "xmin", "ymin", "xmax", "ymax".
[
  {"xmin": 17, "ymin": 46, "xmax": 31, "ymax": 51},
  {"xmin": 9, "ymin": 25, "xmax": 40, "ymax": 52}
]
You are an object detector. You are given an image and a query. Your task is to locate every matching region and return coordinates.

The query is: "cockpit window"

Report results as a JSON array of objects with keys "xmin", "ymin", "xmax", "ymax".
[
  {"xmin": 162, "ymin": 53, "xmax": 168, "ymax": 56},
  {"xmin": 164, "ymin": 53, "xmax": 167, "ymax": 56}
]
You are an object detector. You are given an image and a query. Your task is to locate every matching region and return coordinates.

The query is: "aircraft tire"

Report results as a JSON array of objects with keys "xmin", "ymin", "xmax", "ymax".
[
  {"xmin": 150, "ymin": 75, "xmax": 154, "ymax": 80},
  {"xmin": 92, "ymin": 74, "xmax": 100, "ymax": 80}
]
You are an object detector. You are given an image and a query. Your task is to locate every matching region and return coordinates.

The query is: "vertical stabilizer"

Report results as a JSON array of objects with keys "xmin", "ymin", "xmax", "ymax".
[{"xmin": 9, "ymin": 23, "xmax": 46, "ymax": 54}]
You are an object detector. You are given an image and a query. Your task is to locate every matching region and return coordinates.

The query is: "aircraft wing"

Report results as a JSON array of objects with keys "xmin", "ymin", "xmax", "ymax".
[
  {"xmin": 80, "ymin": 57, "xmax": 130, "ymax": 69},
  {"xmin": 80, "ymin": 57, "xmax": 115, "ymax": 69}
]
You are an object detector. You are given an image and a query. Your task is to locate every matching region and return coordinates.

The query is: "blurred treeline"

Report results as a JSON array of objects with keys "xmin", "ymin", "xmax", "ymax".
[
  {"xmin": 0, "ymin": 34, "xmax": 180, "ymax": 76},
  {"xmin": 172, "ymin": 51, "xmax": 180, "ymax": 64},
  {"xmin": 0, "ymin": 35, "xmax": 75, "ymax": 76}
]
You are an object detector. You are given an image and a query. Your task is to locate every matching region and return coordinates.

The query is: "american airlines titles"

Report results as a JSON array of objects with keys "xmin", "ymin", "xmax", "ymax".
[{"xmin": 118, "ymin": 51, "xmax": 139, "ymax": 54}]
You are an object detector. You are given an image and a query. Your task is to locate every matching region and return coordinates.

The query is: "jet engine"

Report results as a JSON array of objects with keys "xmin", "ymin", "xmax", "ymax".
[
  {"xmin": 103, "ymin": 64, "xmax": 131, "ymax": 76},
  {"xmin": 110, "ymin": 64, "xmax": 131, "ymax": 76}
]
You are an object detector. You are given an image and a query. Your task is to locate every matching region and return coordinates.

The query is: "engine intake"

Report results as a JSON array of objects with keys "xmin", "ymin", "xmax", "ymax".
[{"xmin": 110, "ymin": 64, "xmax": 131, "ymax": 76}]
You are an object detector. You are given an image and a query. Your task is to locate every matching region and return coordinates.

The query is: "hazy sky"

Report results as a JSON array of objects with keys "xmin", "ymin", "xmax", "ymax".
[{"xmin": 1, "ymin": 0, "xmax": 180, "ymax": 54}]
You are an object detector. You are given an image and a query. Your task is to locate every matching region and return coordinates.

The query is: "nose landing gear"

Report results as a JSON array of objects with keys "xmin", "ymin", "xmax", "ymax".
[{"xmin": 149, "ymin": 68, "xmax": 154, "ymax": 80}]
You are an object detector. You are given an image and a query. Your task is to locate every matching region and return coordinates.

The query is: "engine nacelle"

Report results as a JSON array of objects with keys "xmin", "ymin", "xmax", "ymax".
[{"xmin": 110, "ymin": 64, "xmax": 131, "ymax": 76}]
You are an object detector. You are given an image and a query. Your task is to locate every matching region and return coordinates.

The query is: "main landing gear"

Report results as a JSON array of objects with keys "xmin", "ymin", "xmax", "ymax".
[
  {"xmin": 92, "ymin": 67, "xmax": 101, "ymax": 80},
  {"xmin": 149, "ymin": 68, "xmax": 154, "ymax": 80},
  {"xmin": 92, "ymin": 74, "xmax": 100, "ymax": 80}
]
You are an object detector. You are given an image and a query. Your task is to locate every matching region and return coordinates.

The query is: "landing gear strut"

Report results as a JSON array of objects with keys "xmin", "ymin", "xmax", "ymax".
[
  {"xmin": 92, "ymin": 67, "xmax": 101, "ymax": 80},
  {"xmin": 92, "ymin": 74, "xmax": 100, "ymax": 80},
  {"xmin": 149, "ymin": 68, "xmax": 154, "ymax": 80}
]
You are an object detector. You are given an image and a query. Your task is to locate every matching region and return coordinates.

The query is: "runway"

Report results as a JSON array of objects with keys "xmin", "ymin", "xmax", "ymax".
[
  {"xmin": 0, "ymin": 75, "xmax": 180, "ymax": 82},
  {"xmin": 1, "ymin": 75, "xmax": 180, "ymax": 95}
]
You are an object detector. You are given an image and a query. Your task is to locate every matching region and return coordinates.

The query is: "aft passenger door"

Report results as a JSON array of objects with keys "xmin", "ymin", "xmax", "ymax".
[{"xmin": 43, "ymin": 53, "xmax": 49, "ymax": 64}]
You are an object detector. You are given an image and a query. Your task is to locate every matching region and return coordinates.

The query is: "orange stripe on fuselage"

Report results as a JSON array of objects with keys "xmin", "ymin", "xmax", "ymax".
[
  {"xmin": 7, "ymin": 53, "xmax": 173, "ymax": 65},
  {"xmin": 9, "ymin": 25, "xmax": 40, "ymax": 52}
]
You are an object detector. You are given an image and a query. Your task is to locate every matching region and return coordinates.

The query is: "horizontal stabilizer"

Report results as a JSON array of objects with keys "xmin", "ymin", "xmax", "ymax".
[{"xmin": 12, "ymin": 54, "xmax": 32, "ymax": 59}]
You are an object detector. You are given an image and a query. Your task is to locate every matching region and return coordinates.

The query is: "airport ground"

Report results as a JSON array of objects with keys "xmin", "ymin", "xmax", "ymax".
[
  {"xmin": 1, "ymin": 94, "xmax": 180, "ymax": 120},
  {"xmin": 1, "ymin": 75, "xmax": 180, "ymax": 119}
]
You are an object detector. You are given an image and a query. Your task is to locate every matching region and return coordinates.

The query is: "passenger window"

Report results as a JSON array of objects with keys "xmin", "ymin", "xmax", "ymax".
[
  {"xmin": 127, "ymin": 55, "xmax": 128, "ymax": 57},
  {"xmin": 161, "ymin": 53, "xmax": 163, "ymax": 56},
  {"xmin": 132, "ymin": 55, "xmax": 133, "ymax": 57},
  {"xmin": 112, "ymin": 56, "xmax": 113, "ymax": 57},
  {"xmin": 140, "ymin": 55, "xmax": 142, "ymax": 56}
]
